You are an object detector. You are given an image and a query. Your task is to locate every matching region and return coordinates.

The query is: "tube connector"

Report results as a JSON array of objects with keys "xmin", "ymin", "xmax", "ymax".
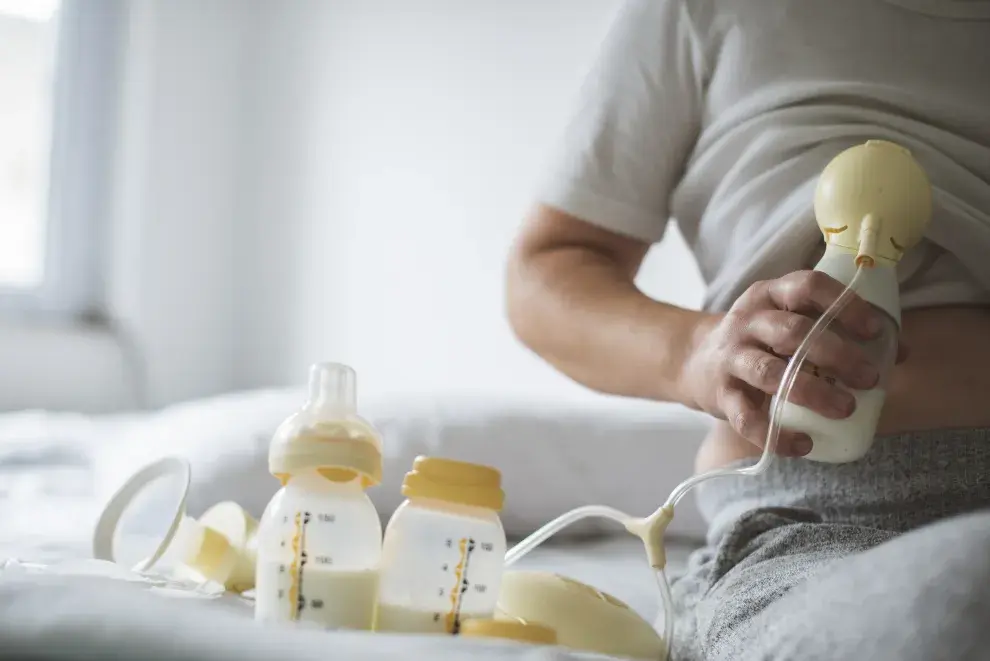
[
  {"xmin": 855, "ymin": 213, "xmax": 881, "ymax": 267},
  {"xmin": 625, "ymin": 505, "xmax": 674, "ymax": 570}
]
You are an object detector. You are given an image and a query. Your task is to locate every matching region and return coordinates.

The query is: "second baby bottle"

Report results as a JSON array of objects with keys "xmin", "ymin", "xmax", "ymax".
[
  {"xmin": 375, "ymin": 456, "xmax": 506, "ymax": 634},
  {"xmin": 254, "ymin": 362, "xmax": 384, "ymax": 630}
]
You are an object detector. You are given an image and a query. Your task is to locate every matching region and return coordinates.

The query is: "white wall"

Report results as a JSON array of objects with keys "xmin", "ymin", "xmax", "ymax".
[
  {"xmin": 108, "ymin": 0, "xmax": 250, "ymax": 407},
  {"xmin": 0, "ymin": 0, "xmax": 705, "ymax": 412},
  {"xmin": 234, "ymin": 0, "xmax": 704, "ymax": 401}
]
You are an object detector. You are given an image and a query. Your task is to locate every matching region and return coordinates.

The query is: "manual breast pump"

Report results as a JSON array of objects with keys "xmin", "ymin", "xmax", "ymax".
[
  {"xmin": 500, "ymin": 140, "xmax": 934, "ymax": 661},
  {"xmin": 776, "ymin": 139, "xmax": 932, "ymax": 462},
  {"xmin": 254, "ymin": 362, "xmax": 385, "ymax": 630}
]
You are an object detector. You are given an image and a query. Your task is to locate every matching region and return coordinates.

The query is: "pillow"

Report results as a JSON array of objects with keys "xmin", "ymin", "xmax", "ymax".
[{"xmin": 117, "ymin": 388, "xmax": 712, "ymax": 540}]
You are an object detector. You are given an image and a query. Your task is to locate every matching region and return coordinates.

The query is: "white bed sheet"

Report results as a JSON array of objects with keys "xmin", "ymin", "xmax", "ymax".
[{"xmin": 0, "ymin": 535, "xmax": 697, "ymax": 661}]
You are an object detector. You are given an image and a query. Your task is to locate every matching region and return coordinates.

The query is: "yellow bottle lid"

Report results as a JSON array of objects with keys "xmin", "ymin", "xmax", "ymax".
[
  {"xmin": 401, "ymin": 456, "xmax": 504, "ymax": 511},
  {"xmin": 460, "ymin": 618, "xmax": 557, "ymax": 645}
]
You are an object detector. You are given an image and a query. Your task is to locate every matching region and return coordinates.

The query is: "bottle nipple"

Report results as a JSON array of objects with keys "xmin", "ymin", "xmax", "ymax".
[
  {"xmin": 268, "ymin": 361, "xmax": 384, "ymax": 487},
  {"xmin": 308, "ymin": 362, "xmax": 357, "ymax": 416}
]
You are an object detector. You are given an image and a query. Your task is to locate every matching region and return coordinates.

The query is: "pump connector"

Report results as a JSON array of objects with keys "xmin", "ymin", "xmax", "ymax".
[
  {"xmin": 625, "ymin": 505, "xmax": 674, "ymax": 570},
  {"xmin": 814, "ymin": 140, "xmax": 932, "ymax": 266},
  {"xmin": 856, "ymin": 213, "xmax": 882, "ymax": 267}
]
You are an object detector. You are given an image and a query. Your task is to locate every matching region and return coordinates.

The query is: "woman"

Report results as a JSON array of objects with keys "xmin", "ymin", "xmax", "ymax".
[{"xmin": 505, "ymin": 1, "xmax": 990, "ymax": 659}]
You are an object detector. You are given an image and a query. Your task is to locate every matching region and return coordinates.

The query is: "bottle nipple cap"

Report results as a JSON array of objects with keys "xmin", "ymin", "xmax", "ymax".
[
  {"xmin": 308, "ymin": 362, "xmax": 357, "ymax": 415},
  {"xmin": 269, "ymin": 362, "xmax": 384, "ymax": 487}
]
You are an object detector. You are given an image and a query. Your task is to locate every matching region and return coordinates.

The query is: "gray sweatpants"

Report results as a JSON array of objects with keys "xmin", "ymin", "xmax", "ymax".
[{"xmin": 670, "ymin": 427, "xmax": 990, "ymax": 661}]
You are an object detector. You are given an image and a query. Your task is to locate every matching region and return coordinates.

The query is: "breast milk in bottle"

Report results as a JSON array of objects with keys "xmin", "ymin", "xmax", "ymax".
[
  {"xmin": 254, "ymin": 362, "xmax": 384, "ymax": 630},
  {"xmin": 374, "ymin": 457, "xmax": 506, "ymax": 634}
]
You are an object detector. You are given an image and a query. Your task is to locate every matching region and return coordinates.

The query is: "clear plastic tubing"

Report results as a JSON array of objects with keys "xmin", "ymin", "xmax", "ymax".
[
  {"xmin": 504, "ymin": 265, "xmax": 866, "ymax": 660},
  {"xmin": 656, "ymin": 568, "xmax": 674, "ymax": 659}
]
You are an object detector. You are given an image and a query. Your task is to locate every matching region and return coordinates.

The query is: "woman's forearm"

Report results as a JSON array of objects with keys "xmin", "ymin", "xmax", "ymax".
[{"xmin": 506, "ymin": 240, "xmax": 713, "ymax": 407}]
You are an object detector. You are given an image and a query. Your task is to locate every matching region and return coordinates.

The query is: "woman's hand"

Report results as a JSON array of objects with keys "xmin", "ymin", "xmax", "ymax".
[{"xmin": 682, "ymin": 270, "xmax": 904, "ymax": 456}]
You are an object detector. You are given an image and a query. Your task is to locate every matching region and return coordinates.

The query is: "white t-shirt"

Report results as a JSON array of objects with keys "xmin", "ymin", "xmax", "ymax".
[{"xmin": 538, "ymin": 0, "xmax": 990, "ymax": 312}]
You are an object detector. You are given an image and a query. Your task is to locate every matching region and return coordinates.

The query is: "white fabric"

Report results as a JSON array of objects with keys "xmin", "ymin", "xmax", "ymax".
[
  {"xmin": 538, "ymin": 0, "xmax": 990, "ymax": 312},
  {"xmin": 0, "ymin": 536, "xmax": 695, "ymax": 661},
  {"xmin": 0, "ymin": 389, "xmax": 712, "ymax": 560}
]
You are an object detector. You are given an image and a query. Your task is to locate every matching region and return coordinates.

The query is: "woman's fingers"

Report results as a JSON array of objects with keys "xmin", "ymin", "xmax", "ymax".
[
  {"xmin": 727, "ymin": 347, "xmax": 856, "ymax": 419},
  {"xmin": 719, "ymin": 384, "xmax": 813, "ymax": 456},
  {"xmin": 744, "ymin": 310, "xmax": 878, "ymax": 389},
  {"xmin": 762, "ymin": 271, "xmax": 882, "ymax": 340}
]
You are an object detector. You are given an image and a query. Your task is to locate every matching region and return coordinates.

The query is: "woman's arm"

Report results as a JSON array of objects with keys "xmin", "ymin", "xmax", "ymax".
[
  {"xmin": 506, "ymin": 204, "xmax": 884, "ymax": 456},
  {"xmin": 506, "ymin": 203, "xmax": 711, "ymax": 406}
]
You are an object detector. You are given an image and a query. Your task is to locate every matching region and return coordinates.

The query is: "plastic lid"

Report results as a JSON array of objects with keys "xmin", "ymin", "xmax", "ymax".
[
  {"xmin": 401, "ymin": 456, "xmax": 504, "ymax": 511},
  {"xmin": 460, "ymin": 619, "xmax": 557, "ymax": 645},
  {"xmin": 268, "ymin": 362, "xmax": 384, "ymax": 487}
]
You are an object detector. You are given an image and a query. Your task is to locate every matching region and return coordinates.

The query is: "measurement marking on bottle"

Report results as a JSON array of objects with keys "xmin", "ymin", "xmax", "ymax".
[
  {"xmin": 288, "ymin": 512, "xmax": 302, "ymax": 619},
  {"xmin": 288, "ymin": 511, "xmax": 312, "ymax": 621},
  {"xmin": 444, "ymin": 537, "xmax": 476, "ymax": 634}
]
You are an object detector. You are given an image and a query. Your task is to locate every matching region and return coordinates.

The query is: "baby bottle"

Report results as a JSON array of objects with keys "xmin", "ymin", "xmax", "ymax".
[
  {"xmin": 254, "ymin": 362, "xmax": 384, "ymax": 630},
  {"xmin": 777, "ymin": 140, "xmax": 932, "ymax": 463},
  {"xmin": 375, "ymin": 456, "xmax": 506, "ymax": 634}
]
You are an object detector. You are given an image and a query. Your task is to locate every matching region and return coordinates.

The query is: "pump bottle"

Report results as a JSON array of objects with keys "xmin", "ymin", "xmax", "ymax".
[{"xmin": 776, "ymin": 140, "xmax": 932, "ymax": 463}]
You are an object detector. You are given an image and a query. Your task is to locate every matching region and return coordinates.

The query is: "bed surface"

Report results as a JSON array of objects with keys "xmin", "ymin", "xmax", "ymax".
[
  {"xmin": 0, "ymin": 535, "xmax": 696, "ymax": 661},
  {"xmin": 0, "ymin": 391, "xmax": 706, "ymax": 660}
]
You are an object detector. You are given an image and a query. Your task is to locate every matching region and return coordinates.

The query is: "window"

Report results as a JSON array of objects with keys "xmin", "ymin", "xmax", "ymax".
[{"xmin": 0, "ymin": 0, "xmax": 122, "ymax": 318}]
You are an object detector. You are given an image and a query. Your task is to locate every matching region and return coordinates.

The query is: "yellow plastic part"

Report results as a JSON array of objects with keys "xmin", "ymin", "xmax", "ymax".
[
  {"xmin": 814, "ymin": 139, "xmax": 932, "ymax": 266},
  {"xmin": 195, "ymin": 501, "xmax": 259, "ymax": 593},
  {"xmin": 401, "ymin": 456, "xmax": 505, "ymax": 512},
  {"xmin": 268, "ymin": 363, "xmax": 384, "ymax": 488},
  {"xmin": 270, "ymin": 422, "xmax": 383, "ymax": 488},
  {"xmin": 495, "ymin": 570, "xmax": 665, "ymax": 661},
  {"xmin": 624, "ymin": 505, "xmax": 673, "ymax": 570},
  {"xmin": 460, "ymin": 618, "xmax": 558, "ymax": 645},
  {"xmin": 185, "ymin": 526, "xmax": 235, "ymax": 584}
]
